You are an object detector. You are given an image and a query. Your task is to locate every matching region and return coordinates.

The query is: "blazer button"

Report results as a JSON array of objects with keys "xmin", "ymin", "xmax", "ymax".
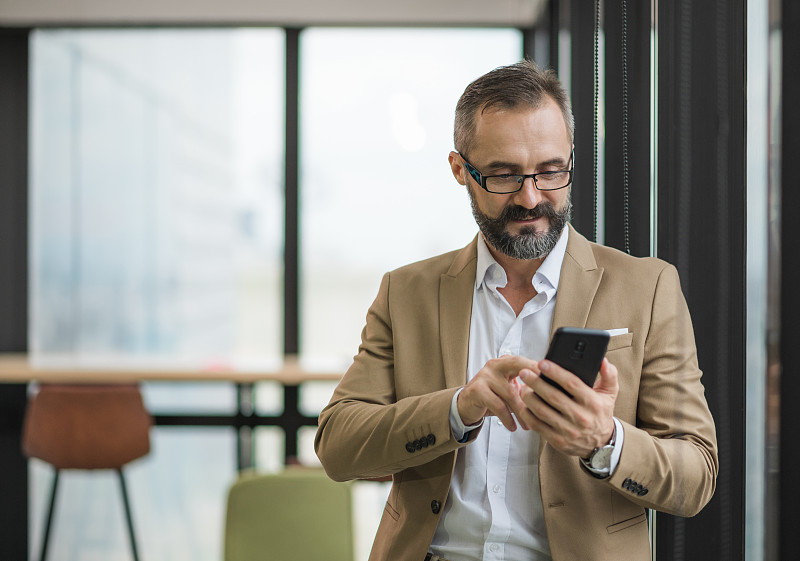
[
  {"xmin": 431, "ymin": 500, "xmax": 441, "ymax": 514},
  {"xmin": 415, "ymin": 439, "xmax": 423, "ymax": 450},
  {"xmin": 622, "ymin": 478, "xmax": 631, "ymax": 490},
  {"xmin": 405, "ymin": 442, "xmax": 416, "ymax": 453},
  {"xmin": 638, "ymin": 488, "xmax": 649, "ymax": 496},
  {"xmin": 427, "ymin": 434, "xmax": 436, "ymax": 446}
]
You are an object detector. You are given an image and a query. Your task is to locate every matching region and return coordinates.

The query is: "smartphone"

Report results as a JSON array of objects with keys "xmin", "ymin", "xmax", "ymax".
[{"xmin": 542, "ymin": 327, "xmax": 610, "ymax": 395}]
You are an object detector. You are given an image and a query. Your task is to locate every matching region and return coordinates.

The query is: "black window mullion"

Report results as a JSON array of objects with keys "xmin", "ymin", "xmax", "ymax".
[
  {"xmin": 0, "ymin": 26, "xmax": 31, "ymax": 561},
  {"xmin": 284, "ymin": 27, "xmax": 301, "ymax": 358},
  {"xmin": 282, "ymin": 27, "xmax": 303, "ymax": 464},
  {"xmin": 602, "ymin": 0, "xmax": 651, "ymax": 256},
  {"xmin": 568, "ymin": 0, "xmax": 600, "ymax": 240},
  {"xmin": 780, "ymin": 0, "xmax": 800, "ymax": 558}
]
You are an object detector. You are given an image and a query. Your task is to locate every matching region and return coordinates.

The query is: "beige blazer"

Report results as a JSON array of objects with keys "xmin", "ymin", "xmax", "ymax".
[{"xmin": 315, "ymin": 225, "xmax": 718, "ymax": 561}]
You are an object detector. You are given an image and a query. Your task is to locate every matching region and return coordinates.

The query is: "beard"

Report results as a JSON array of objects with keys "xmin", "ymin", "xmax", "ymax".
[{"xmin": 467, "ymin": 186, "xmax": 572, "ymax": 260}]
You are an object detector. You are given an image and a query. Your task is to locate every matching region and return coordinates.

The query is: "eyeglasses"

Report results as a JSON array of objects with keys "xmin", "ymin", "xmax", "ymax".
[{"xmin": 459, "ymin": 150, "xmax": 574, "ymax": 194}]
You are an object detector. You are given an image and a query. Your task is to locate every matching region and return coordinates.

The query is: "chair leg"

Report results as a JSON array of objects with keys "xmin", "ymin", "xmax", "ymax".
[
  {"xmin": 116, "ymin": 469, "xmax": 141, "ymax": 561},
  {"xmin": 39, "ymin": 468, "xmax": 60, "ymax": 561}
]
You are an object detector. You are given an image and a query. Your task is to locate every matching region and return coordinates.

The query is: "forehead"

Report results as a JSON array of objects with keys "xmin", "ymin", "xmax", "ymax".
[{"xmin": 470, "ymin": 100, "xmax": 571, "ymax": 162}]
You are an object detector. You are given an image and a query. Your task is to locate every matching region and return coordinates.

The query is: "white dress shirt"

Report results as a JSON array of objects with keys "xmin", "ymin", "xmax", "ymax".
[{"xmin": 429, "ymin": 227, "xmax": 623, "ymax": 561}]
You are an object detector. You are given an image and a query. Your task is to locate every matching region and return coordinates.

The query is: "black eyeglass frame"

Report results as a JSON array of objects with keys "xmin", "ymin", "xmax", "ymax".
[{"xmin": 459, "ymin": 149, "xmax": 575, "ymax": 193}]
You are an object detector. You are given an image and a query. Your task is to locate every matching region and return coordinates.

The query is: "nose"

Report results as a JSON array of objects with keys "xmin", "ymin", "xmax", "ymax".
[{"xmin": 512, "ymin": 176, "xmax": 543, "ymax": 209}]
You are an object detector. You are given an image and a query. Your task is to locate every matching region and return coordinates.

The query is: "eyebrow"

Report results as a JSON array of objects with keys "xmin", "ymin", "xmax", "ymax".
[{"xmin": 482, "ymin": 156, "xmax": 570, "ymax": 172}]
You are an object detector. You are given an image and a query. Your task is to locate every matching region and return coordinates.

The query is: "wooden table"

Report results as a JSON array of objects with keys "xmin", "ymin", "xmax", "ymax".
[{"xmin": 0, "ymin": 354, "xmax": 344, "ymax": 384}]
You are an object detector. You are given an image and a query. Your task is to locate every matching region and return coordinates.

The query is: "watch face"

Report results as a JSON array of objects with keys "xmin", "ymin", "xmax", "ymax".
[{"xmin": 590, "ymin": 445, "xmax": 614, "ymax": 470}]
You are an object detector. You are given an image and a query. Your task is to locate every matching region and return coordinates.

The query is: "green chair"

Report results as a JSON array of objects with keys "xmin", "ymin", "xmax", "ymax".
[{"xmin": 224, "ymin": 468, "xmax": 354, "ymax": 561}]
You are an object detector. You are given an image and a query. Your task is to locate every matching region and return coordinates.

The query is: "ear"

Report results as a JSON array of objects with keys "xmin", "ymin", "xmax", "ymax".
[{"xmin": 449, "ymin": 151, "xmax": 467, "ymax": 186}]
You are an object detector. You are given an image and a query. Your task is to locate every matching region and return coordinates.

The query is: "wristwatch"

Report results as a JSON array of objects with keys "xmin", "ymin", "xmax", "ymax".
[{"xmin": 580, "ymin": 425, "xmax": 616, "ymax": 478}]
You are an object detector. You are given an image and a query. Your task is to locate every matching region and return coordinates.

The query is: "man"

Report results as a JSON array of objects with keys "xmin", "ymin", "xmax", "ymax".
[{"xmin": 315, "ymin": 60, "xmax": 717, "ymax": 561}]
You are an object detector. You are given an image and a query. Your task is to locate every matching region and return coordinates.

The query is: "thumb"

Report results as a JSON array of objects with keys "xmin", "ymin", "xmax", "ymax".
[{"xmin": 593, "ymin": 358, "xmax": 619, "ymax": 396}]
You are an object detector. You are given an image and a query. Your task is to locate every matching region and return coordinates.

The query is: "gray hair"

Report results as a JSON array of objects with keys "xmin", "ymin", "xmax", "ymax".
[{"xmin": 454, "ymin": 59, "xmax": 574, "ymax": 156}]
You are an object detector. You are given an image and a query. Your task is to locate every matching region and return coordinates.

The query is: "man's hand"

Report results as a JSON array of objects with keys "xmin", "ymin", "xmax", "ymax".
[
  {"xmin": 517, "ymin": 357, "xmax": 618, "ymax": 457},
  {"xmin": 457, "ymin": 355, "xmax": 537, "ymax": 431}
]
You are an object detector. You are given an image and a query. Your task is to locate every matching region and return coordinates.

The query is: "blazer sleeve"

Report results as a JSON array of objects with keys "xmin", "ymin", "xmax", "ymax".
[
  {"xmin": 606, "ymin": 264, "xmax": 719, "ymax": 517},
  {"xmin": 314, "ymin": 271, "xmax": 475, "ymax": 482}
]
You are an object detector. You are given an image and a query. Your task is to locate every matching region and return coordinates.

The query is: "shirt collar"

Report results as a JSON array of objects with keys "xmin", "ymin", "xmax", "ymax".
[{"xmin": 475, "ymin": 226, "xmax": 570, "ymax": 292}]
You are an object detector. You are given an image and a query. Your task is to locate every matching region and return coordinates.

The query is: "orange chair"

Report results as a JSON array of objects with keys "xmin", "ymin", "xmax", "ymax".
[{"xmin": 22, "ymin": 384, "xmax": 152, "ymax": 561}]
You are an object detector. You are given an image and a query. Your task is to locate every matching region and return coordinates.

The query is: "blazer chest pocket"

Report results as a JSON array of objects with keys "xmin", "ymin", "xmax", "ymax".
[{"xmin": 606, "ymin": 332, "xmax": 633, "ymax": 352}]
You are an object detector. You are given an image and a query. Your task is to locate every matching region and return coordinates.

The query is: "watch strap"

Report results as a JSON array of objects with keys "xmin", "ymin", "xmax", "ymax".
[{"xmin": 580, "ymin": 423, "xmax": 617, "ymax": 478}]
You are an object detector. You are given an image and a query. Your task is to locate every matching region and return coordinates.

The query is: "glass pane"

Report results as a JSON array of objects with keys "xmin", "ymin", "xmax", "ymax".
[
  {"xmin": 254, "ymin": 380, "xmax": 284, "ymax": 416},
  {"xmin": 300, "ymin": 28, "xmax": 522, "ymax": 365},
  {"xmin": 352, "ymin": 481, "xmax": 392, "ymax": 561},
  {"xmin": 254, "ymin": 426, "xmax": 286, "ymax": 473},
  {"xmin": 297, "ymin": 425, "xmax": 323, "ymax": 467},
  {"xmin": 142, "ymin": 382, "xmax": 238, "ymax": 415},
  {"xmin": 29, "ymin": 28, "xmax": 284, "ymax": 365},
  {"xmin": 298, "ymin": 380, "xmax": 339, "ymax": 417}
]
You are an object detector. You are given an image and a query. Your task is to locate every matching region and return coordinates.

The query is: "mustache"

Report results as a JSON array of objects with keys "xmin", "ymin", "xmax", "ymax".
[{"xmin": 497, "ymin": 202, "xmax": 560, "ymax": 223}]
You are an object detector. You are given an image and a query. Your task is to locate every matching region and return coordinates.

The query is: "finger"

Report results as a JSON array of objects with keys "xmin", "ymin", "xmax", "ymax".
[
  {"xmin": 465, "ymin": 357, "xmax": 540, "ymax": 428},
  {"xmin": 486, "ymin": 368, "xmax": 529, "ymax": 403},
  {"xmin": 468, "ymin": 378, "xmax": 519, "ymax": 430},
  {"xmin": 516, "ymin": 406, "xmax": 545, "ymax": 434},
  {"xmin": 510, "ymin": 377, "xmax": 532, "ymax": 430},
  {"xmin": 528, "ymin": 362, "xmax": 575, "ymax": 406},
  {"xmin": 487, "ymin": 399, "xmax": 518, "ymax": 431},
  {"xmin": 520, "ymin": 369, "xmax": 589, "ymax": 433},
  {"xmin": 538, "ymin": 360, "xmax": 593, "ymax": 401},
  {"xmin": 517, "ymin": 363, "xmax": 542, "ymax": 388},
  {"xmin": 519, "ymin": 369, "xmax": 543, "ymax": 397},
  {"xmin": 489, "ymin": 378, "xmax": 531, "ymax": 431},
  {"xmin": 515, "ymin": 380, "xmax": 557, "ymax": 434},
  {"xmin": 512, "ymin": 377, "xmax": 537, "ymax": 430},
  {"xmin": 518, "ymin": 371, "xmax": 559, "ymax": 421},
  {"xmin": 593, "ymin": 358, "xmax": 619, "ymax": 395},
  {"xmin": 494, "ymin": 355, "xmax": 539, "ymax": 380},
  {"xmin": 520, "ymin": 381, "xmax": 566, "ymax": 426},
  {"xmin": 459, "ymin": 375, "xmax": 520, "ymax": 425},
  {"xmin": 476, "ymin": 375, "xmax": 528, "ymax": 431}
]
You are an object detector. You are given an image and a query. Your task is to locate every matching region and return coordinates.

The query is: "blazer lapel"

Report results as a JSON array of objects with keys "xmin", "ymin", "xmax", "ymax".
[
  {"xmin": 550, "ymin": 224, "xmax": 604, "ymax": 337},
  {"xmin": 440, "ymin": 237, "xmax": 478, "ymax": 389}
]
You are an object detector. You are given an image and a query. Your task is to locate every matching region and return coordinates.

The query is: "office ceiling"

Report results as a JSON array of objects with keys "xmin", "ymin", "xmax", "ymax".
[{"xmin": 0, "ymin": 0, "xmax": 548, "ymax": 27}]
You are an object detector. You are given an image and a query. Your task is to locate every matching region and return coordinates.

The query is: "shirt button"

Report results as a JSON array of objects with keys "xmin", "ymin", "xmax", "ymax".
[
  {"xmin": 492, "ymin": 484, "xmax": 501, "ymax": 493},
  {"xmin": 489, "ymin": 544, "xmax": 499, "ymax": 552},
  {"xmin": 497, "ymin": 419, "xmax": 503, "ymax": 426}
]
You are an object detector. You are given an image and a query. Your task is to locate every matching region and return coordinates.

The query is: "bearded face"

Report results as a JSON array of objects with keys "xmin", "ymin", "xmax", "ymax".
[{"xmin": 467, "ymin": 184, "xmax": 572, "ymax": 260}]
